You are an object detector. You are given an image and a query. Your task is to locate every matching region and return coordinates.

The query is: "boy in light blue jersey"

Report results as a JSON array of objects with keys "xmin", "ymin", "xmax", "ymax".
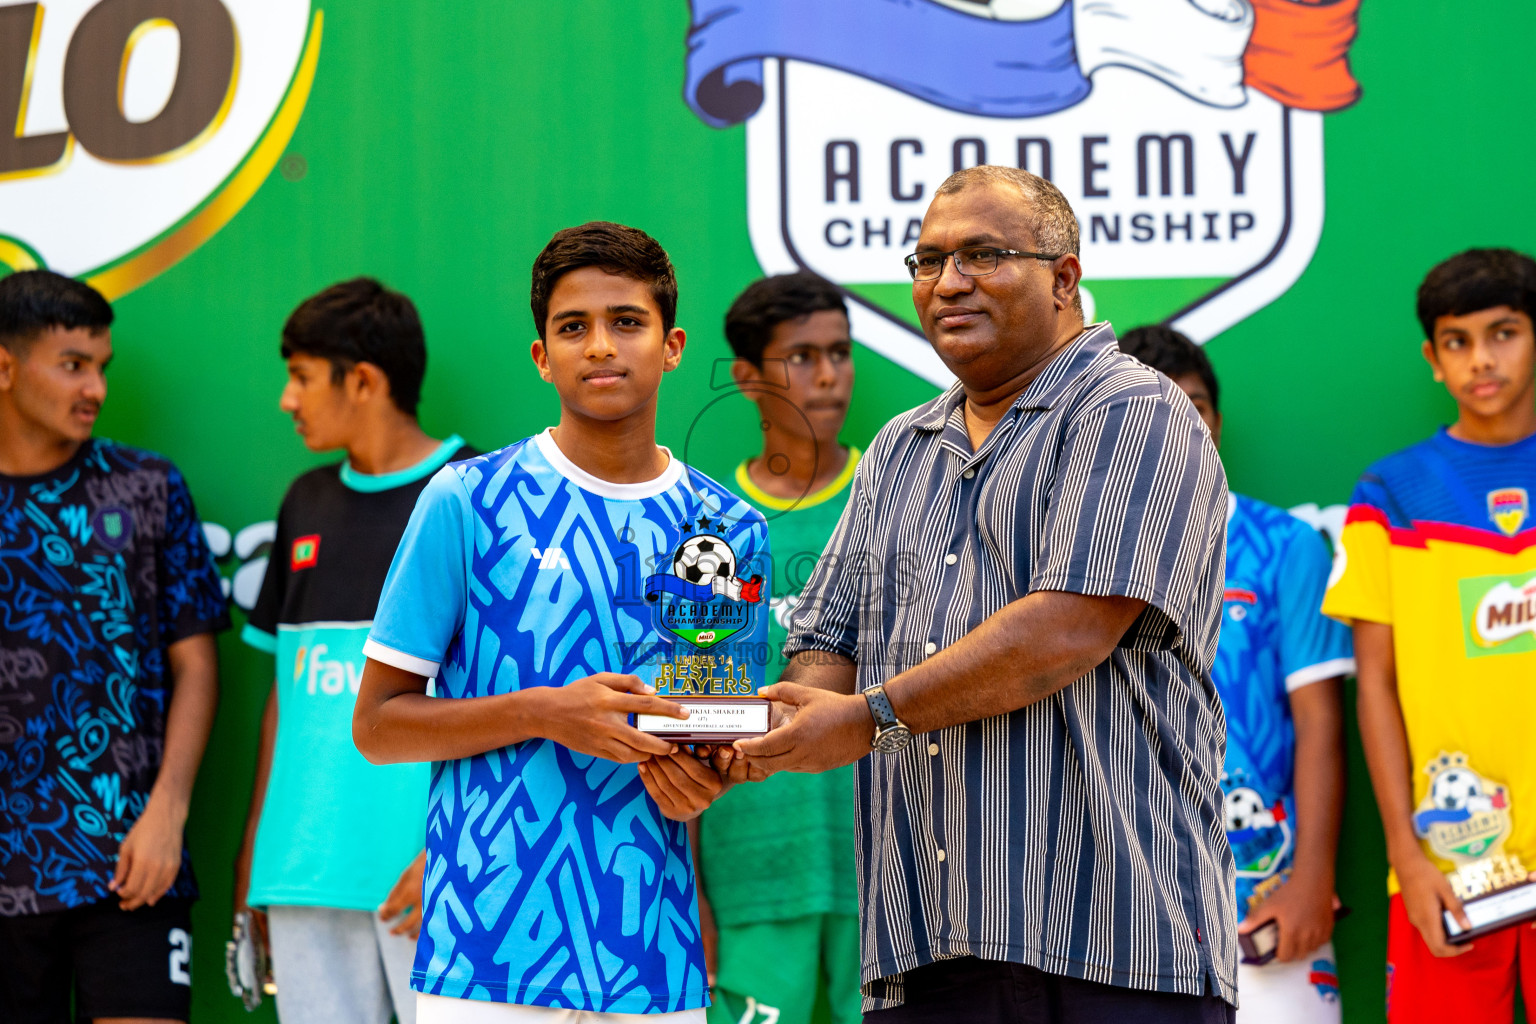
[
  {"xmin": 354, "ymin": 222, "xmax": 768, "ymax": 1024},
  {"xmin": 1121, "ymin": 326, "xmax": 1352, "ymax": 1024}
]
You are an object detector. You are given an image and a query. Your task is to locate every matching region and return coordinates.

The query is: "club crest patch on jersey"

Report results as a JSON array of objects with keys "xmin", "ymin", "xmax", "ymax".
[
  {"xmin": 1413, "ymin": 752, "xmax": 1511, "ymax": 862},
  {"xmin": 1222, "ymin": 771, "xmax": 1292, "ymax": 879},
  {"xmin": 92, "ymin": 505, "xmax": 132, "ymax": 551},
  {"xmin": 645, "ymin": 519, "xmax": 764, "ymax": 650},
  {"xmin": 1488, "ymin": 487, "xmax": 1529, "ymax": 537}
]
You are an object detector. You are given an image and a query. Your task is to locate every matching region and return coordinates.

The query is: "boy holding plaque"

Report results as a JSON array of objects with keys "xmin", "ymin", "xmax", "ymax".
[
  {"xmin": 695, "ymin": 272, "xmax": 862, "ymax": 1024},
  {"xmin": 1121, "ymin": 325, "xmax": 1352, "ymax": 1024},
  {"xmin": 353, "ymin": 221, "xmax": 769, "ymax": 1023},
  {"xmin": 1323, "ymin": 248, "xmax": 1536, "ymax": 1023}
]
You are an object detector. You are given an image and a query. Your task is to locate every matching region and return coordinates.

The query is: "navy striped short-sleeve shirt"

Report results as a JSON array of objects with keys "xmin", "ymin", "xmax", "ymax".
[{"xmin": 785, "ymin": 324, "xmax": 1236, "ymax": 1009}]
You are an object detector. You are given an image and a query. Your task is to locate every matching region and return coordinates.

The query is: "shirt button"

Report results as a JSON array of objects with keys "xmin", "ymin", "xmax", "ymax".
[
  {"xmin": 936, "ymin": 849, "xmax": 947, "ymax": 862},
  {"xmin": 963, "ymin": 469, "xmax": 975, "ymax": 479},
  {"xmin": 944, "ymin": 553, "xmax": 957, "ymax": 565},
  {"xmin": 928, "ymin": 742, "xmax": 939, "ymax": 756},
  {"xmin": 924, "ymin": 642, "xmax": 937, "ymax": 655}
]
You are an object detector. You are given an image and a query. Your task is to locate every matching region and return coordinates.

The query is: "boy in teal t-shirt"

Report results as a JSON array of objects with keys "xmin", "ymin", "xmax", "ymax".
[
  {"xmin": 696, "ymin": 272, "xmax": 862, "ymax": 1024},
  {"xmin": 236, "ymin": 279, "xmax": 474, "ymax": 1024}
]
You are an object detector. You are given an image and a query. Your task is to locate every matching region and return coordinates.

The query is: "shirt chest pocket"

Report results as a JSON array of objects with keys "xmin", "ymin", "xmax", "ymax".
[{"xmin": 973, "ymin": 462, "xmax": 1052, "ymax": 597}]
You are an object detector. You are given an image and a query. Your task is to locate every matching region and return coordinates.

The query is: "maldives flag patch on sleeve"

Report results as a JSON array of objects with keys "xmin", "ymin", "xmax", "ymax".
[{"xmin": 291, "ymin": 534, "xmax": 320, "ymax": 570}]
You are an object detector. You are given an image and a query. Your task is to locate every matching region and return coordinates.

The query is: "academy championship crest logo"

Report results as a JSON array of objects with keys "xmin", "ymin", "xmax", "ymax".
[
  {"xmin": 645, "ymin": 520, "xmax": 764, "ymax": 649},
  {"xmin": 683, "ymin": 0, "xmax": 1361, "ymax": 384},
  {"xmin": 1413, "ymin": 752, "xmax": 1511, "ymax": 862},
  {"xmin": 1488, "ymin": 487, "xmax": 1530, "ymax": 537},
  {"xmin": 1221, "ymin": 772, "xmax": 1291, "ymax": 879},
  {"xmin": 0, "ymin": 1, "xmax": 322, "ymax": 299}
]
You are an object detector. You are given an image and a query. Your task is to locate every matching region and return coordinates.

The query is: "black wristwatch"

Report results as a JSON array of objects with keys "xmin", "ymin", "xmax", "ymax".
[{"xmin": 864, "ymin": 685, "xmax": 912, "ymax": 753}]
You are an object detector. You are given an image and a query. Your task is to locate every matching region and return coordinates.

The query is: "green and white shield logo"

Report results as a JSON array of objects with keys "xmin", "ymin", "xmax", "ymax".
[{"xmin": 683, "ymin": 0, "xmax": 1362, "ymax": 384}]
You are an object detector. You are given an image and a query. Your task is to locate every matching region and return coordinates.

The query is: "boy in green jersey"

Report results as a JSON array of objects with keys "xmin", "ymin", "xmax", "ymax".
[{"xmin": 695, "ymin": 272, "xmax": 862, "ymax": 1024}]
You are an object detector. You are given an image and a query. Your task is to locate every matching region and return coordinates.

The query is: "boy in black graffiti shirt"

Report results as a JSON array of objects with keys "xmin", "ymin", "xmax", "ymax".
[{"xmin": 0, "ymin": 270, "xmax": 228, "ymax": 1023}]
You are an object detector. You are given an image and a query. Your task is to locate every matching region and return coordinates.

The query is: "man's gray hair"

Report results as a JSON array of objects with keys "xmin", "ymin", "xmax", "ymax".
[
  {"xmin": 934, "ymin": 165, "xmax": 1080, "ymax": 257},
  {"xmin": 934, "ymin": 165, "xmax": 1082, "ymax": 317}
]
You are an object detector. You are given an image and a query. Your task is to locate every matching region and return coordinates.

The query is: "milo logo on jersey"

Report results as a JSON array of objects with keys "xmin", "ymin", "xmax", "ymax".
[
  {"xmin": 683, "ymin": 0, "xmax": 1361, "ymax": 385},
  {"xmin": 1222, "ymin": 772, "xmax": 1291, "ymax": 880},
  {"xmin": 645, "ymin": 520, "xmax": 764, "ymax": 650},
  {"xmin": 1413, "ymin": 752, "xmax": 1511, "ymax": 862},
  {"xmin": 1459, "ymin": 569, "xmax": 1536, "ymax": 658},
  {"xmin": 0, "ymin": 1, "xmax": 322, "ymax": 298}
]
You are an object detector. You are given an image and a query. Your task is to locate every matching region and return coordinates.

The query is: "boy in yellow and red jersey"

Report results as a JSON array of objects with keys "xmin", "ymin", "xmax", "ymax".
[{"xmin": 1323, "ymin": 248, "xmax": 1536, "ymax": 1024}]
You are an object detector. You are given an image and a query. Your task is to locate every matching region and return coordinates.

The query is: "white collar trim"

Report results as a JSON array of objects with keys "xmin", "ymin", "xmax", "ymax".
[{"xmin": 534, "ymin": 427, "xmax": 683, "ymax": 500}]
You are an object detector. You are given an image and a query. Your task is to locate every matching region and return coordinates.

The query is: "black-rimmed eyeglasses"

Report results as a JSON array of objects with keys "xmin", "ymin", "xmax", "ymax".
[{"xmin": 903, "ymin": 246, "xmax": 1063, "ymax": 282}]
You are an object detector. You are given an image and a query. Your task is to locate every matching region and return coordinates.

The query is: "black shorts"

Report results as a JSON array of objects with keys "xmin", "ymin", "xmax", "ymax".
[
  {"xmin": 867, "ymin": 956, "xmax": 1235, "ymax": 1024},
  {"xmin": 0, "ymin": 897, "xmax": 194, "ymax": 1024}
]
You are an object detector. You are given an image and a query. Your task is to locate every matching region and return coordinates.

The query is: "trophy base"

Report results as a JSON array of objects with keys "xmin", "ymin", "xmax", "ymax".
[
  {"xmin": 1444, "ymin": 879, "xmax": 1536, "ymax": 944},
  {"xmin": 635, "ymin": 697, "xmax": 770, "ymax": 742}
]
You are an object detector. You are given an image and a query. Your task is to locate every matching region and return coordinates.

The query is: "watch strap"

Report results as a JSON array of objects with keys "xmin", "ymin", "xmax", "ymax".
[{"xmin": 865, "ymin": 685, "xmax": 901, "ymax": 731}]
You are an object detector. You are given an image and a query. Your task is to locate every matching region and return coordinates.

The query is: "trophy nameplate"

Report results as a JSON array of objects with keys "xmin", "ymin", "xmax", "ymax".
[{"xmin": 636, "ymin": 696, "xmax": 771, "ymax": 742}]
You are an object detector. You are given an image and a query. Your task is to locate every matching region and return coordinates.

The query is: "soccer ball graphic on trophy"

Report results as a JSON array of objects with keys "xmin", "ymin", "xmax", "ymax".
[
  {"xmin": 673, "ymin": 535, "xmax": 737, "ymax": 585},
  {"xmin": 1430, "ymin": 768, "xmax": 1491, "ymax": 814}
]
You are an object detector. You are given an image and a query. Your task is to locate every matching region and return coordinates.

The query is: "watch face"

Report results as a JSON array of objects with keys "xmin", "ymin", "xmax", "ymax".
[{"xmin": 873, "ymin": 725, "xmax": 912, "ymax": 754}]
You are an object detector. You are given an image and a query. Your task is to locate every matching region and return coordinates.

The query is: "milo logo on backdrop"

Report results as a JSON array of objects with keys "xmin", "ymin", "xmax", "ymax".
[
  {"xmin": 683, "ymin": 0, "xmax": 1361, "ymax": 384},
  {"xmin": 0, "ymin": 0, "xmax": 322, "ymax": 298}
]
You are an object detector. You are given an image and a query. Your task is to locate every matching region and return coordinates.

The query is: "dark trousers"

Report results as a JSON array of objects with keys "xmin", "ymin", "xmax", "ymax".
[{"xmin": 866, "ymin": 956, "xmax": 1235, "ymax": 1024}]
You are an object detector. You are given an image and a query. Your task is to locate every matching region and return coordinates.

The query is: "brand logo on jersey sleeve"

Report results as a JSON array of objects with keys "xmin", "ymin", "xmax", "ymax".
[
  {"xmin": 1489, "ymin": 488, "xmax": 1529, "ymax": 537},
  {"xmin": 290, "ymin": 534, "xmax": 319, "ymax": 570},
  {"xmin": 1459, "ymin": 569, "xmax": 1536, "ymax": 657}
]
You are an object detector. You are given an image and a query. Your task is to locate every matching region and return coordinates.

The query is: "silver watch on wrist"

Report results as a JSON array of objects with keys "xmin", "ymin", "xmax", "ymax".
[{"xmin": 864, "ymin": 684, "xmax": 912, "ymax": 753}]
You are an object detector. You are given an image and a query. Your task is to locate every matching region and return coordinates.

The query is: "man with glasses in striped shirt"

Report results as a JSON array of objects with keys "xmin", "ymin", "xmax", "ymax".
[{"xmin": 728, "ymin": 165, "xmax": 1236, "ymax": 1023}]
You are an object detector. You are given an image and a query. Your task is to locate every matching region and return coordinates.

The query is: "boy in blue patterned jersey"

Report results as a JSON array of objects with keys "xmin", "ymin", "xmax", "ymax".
[
  {"xmin": 1121, "ymin": 325, "xmax": 1352, "ymax": 1024},
  {"xmin": 354, "ymin": 222, "xmax": 769, "ymax": 1024},
  {"xmin": 0, "ymin": 271, "xmax": 228, "ymax": 1023}
]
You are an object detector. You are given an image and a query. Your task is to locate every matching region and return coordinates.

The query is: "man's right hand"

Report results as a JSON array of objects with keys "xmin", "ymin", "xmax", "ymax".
[
  {"xmin": 1395, "ymin": 848, "xmax": 1473, "ymax": 957},
  {"xmin": 533, "ymin": 673, "xmax": 687, "ymax": 763},
  {"xmin": 708, "ymin": 699, "xmax": 799, "ymax": 783}
]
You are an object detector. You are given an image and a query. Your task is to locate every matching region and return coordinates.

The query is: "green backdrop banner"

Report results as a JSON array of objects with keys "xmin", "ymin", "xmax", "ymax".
[{"xmin": 3, "ymin": 2, "xmax": 1534, "ymax": 1021}]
